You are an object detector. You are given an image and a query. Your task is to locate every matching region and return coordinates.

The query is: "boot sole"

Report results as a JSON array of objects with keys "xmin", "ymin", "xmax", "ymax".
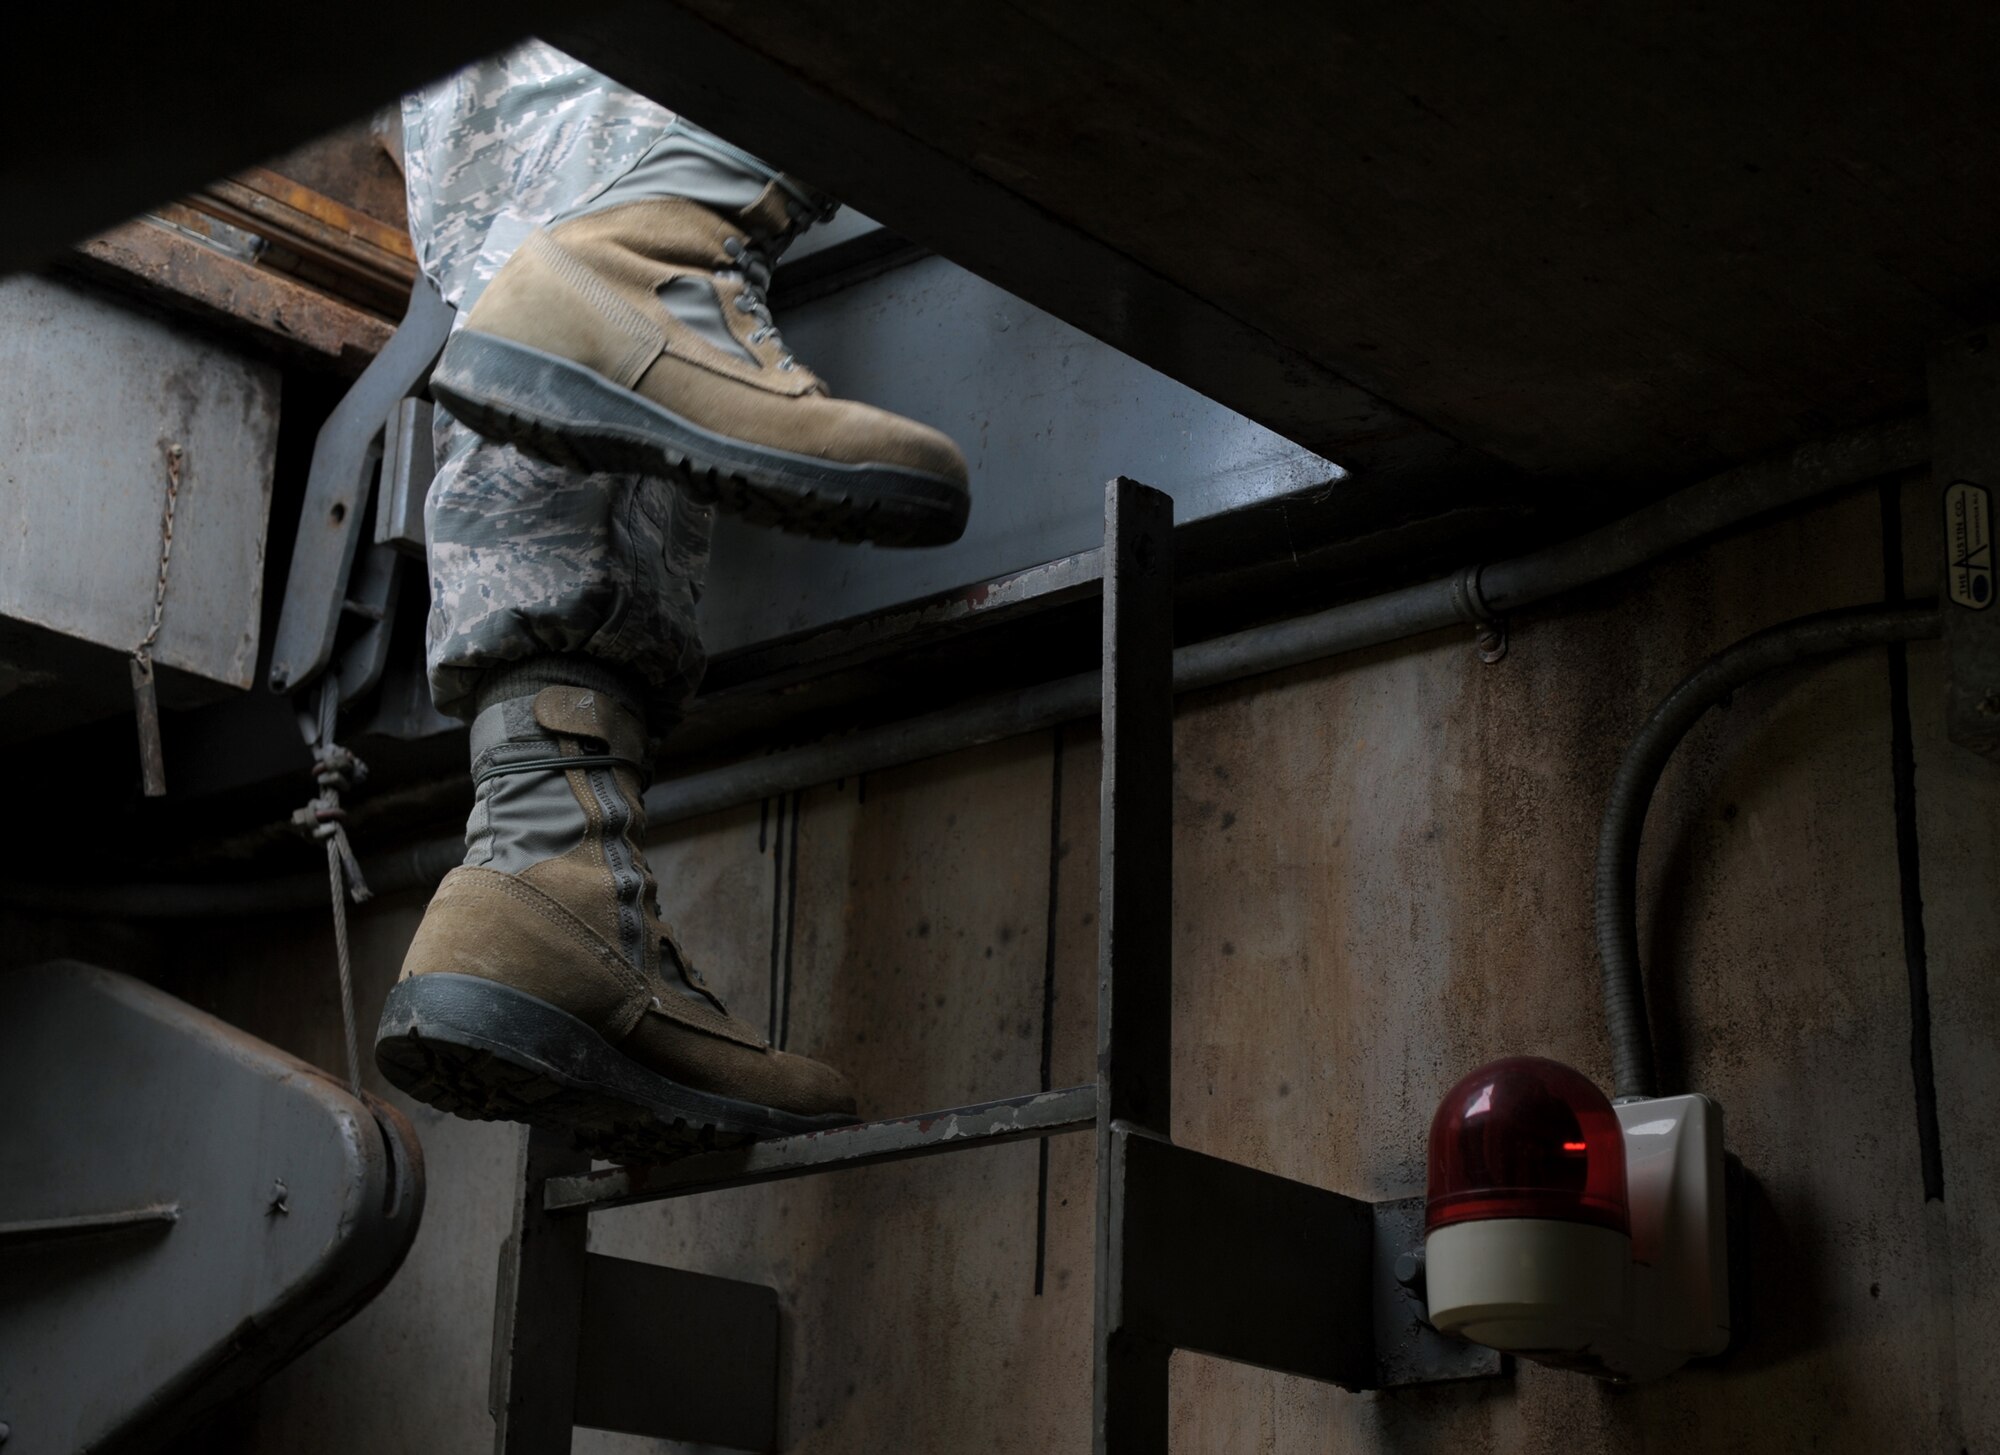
[
  {"xmin": 430, "ymin": 330, "xmax": 971, "ymax": 548},
  {"xmin": 374, "ymin": 972, "xmax": 855, "ymax": 1164}
]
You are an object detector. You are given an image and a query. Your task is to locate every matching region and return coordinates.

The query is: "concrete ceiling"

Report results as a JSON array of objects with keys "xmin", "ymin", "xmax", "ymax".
[
  {"xmin": 553, "ymin": 1, "xmax": 1994, "ymax": 495},
  {"xmin": 11, "ymin": 1, "xmax": 1987, "ymax": 500}
]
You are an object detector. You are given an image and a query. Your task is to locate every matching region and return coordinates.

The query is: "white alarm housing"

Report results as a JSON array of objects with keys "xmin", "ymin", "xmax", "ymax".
[{"xmin": 1426, "ymin": 1091, "xmax": 1730, "ymax": 1381}]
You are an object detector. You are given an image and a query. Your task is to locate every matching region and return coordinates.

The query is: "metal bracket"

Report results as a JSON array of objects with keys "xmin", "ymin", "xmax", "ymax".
[
  {"xmin": 1371, "ymin": 1195, "xmax": 1503, "ymax": 1387},
  {"xmin": 1450, "ymin": 564, "xmax": 1508, "ymax": 664},
  {"xmin": 1099, "ymin": 1130, "xmax": 1500, "ymax": 1392},
  {"xmin": 376, "ymin": 396, "xmax": 436, "ymax": 558},
  {"xmin": 267, "ymin": 274, "xmax": 450, "ymax": 699}
]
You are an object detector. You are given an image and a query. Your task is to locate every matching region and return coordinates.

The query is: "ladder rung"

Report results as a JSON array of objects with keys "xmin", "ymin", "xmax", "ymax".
[{"xmin": 544, "ymin": 1085, "xmax": 1099, "ymax": 1214}]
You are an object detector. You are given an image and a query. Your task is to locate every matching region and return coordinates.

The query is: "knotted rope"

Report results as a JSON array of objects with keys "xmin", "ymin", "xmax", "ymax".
[{"xmin": 293, "ymin": 681, "xmax": 373, "ymax": 1099}]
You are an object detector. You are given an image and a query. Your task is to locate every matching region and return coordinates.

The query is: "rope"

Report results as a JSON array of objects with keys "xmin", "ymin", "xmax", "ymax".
[{"xmin": 293, "ymin": 681, "xmax": 372, "ymax": 1100}]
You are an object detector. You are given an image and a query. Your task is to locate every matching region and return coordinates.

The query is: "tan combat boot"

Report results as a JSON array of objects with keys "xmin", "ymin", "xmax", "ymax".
[
  {"xmin": 375, "ymin": 674, "xmax": 855, "ymax": 1161},
  {"xmin": 428, "ymin": 122, "xmax": 970, "ymax": 549}
]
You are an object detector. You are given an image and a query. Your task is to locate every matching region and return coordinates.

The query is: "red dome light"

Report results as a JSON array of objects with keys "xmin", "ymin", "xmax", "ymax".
[{"xmin": 1425, "ymin": 1056, "xmax": 1629, "ymax": 1234}]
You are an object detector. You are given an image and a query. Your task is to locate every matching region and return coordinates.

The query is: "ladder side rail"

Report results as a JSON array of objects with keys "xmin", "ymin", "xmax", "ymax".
[{"xmin": 1092, "ymin": 478, "xmax": 1178, "ymax": 1455}]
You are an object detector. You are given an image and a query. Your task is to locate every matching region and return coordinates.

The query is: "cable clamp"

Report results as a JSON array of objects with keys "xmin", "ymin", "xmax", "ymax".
[{"xmin": 1451, "ymin": 565, "xmax": 1509, "ymax": 664}]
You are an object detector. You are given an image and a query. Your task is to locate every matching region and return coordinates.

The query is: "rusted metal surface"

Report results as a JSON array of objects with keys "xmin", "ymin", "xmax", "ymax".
[
  {"xmin": 546, "ymin": 1086, "xmax": 1098, "ymax": 1213},
  {"xmin": 70, "ymin": 154, "xmax": 416, "ymax": 367},
  {"xmin": 186, "ymin": 167, "xmax": 416, "ymax": 316},
  {"xmin": 72, "ymin": 217, "xmax": 393, "ymax": 372},
  {"xmin": 262, "ymin": 119, "xmax": 413, "ymax": 231},
  {"xmin": 222, "ymin": 167, "xmax": 414, "ymax": 265}
]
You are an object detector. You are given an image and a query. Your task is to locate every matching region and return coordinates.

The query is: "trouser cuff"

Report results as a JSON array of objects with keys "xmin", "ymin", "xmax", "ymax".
[{"xmin": 470, "ymin": 653, "xmax": 650, "ymax": 732}]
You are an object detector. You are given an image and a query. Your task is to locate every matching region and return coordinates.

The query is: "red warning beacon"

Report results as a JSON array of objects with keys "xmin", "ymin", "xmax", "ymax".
[
  {"xmin": 1426, "ymin": 1056, "xmax": 1629, "ymax": 1235},
  {"xmin": 1422, "ymin": 1057, "xmax": 1635, "ymax": 1371}
]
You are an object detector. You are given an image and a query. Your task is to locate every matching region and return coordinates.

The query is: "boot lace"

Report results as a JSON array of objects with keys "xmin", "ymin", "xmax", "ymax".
[{"xmin": 721, "ymin": 236, "xmax": 799, "ymax": 372}]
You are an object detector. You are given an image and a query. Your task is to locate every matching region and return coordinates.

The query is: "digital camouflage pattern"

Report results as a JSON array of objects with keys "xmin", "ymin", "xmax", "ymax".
[
  {"xmin": 402, "ymin": 39, "xmax": 679, "ymax": 315},
  {"xmin": 403, "ymin": 40, "xmax": 714, "ymax": 725}
]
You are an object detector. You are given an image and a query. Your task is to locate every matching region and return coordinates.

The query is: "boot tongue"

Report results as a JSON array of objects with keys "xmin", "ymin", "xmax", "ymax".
[{"xmin": 715, "ymin": 237, "xmax": 806, "ymax": 376}]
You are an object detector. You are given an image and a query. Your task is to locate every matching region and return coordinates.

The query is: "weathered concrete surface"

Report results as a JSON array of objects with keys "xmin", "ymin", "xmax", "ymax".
[
  {"xmin": 51, "ymin": 473, "xmax": 1996, "ymax": 1453},
  {"xmin": 1158, "ymin": 483, "xmax": 1963, "ymax": 1451}
]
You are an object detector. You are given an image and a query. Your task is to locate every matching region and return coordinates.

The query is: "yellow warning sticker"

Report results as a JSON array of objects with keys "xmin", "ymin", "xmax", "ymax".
[{"xmin": 1946, "ymin": 482, "xmax": 1993, "ymax": 611}]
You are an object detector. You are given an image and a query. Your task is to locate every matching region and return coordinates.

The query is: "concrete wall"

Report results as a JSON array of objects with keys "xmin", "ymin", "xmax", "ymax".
[{"xmin": 74, "ymin": 472, "xmax": 2000, "ymax": 1452}]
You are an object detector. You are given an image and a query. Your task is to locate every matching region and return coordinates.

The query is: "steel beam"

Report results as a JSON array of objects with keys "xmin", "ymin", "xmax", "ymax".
[{"xmin": 544, "ymin": 1086, "xmax": 1097, "ymax": 1214}]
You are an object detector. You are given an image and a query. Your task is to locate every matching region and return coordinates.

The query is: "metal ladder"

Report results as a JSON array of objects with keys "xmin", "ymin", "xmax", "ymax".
[{"xmin": 486, "ymin": 480, "xmax": 1499, "ymax": 1454}]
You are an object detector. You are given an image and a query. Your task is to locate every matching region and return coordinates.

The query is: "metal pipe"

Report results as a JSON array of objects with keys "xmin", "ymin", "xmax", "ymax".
[
  {"xmin": 653, "ymin": 414, "xmax": 1929, "ymax": 820},
  {"xmin": 38, "ymin": 416, "xmax": 1926, "ymax": 917},
  {"xmin": 1595, "ymin": 601, "xmax": 1942, "ymax": 1102},
  {"xmin": 5, "ymin": 835, "xmax": 466, "ymax": 919}
]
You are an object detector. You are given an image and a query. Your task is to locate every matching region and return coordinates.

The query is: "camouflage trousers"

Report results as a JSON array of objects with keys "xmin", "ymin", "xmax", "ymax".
[{"xmin": 403, "ymin": 40, "xmax": 713, "ymax": 725}]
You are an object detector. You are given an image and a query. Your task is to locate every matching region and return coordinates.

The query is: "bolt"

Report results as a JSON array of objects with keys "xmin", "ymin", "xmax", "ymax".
[
  {"xmin": 1475, "ymin": 624, "xmax": 1508, "ymax": 665},
  {"xmin": 267, "ymin": 1178, "xmax": 290, "ymax": 1217},
  {"xmin": 1393, "ymin": 1248, "xmax": 1426, "ymax": 1289}
]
